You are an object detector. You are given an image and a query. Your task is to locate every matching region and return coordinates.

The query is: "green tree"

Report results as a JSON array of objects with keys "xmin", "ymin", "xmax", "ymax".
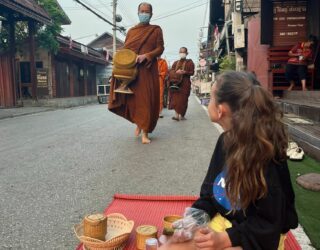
[
  {"xmin": 36, "ymin": 0, "xmax": 65, "ymax": 54},
  {"xmin": 0, "ymin": 0, "xmax": 65, "ymax": 54},
  {"xmin": 219, "ymin": 55, "xmax": 236, "ymax": 71}
]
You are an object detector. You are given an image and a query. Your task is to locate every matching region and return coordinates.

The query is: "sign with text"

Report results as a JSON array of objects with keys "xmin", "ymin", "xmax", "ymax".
[
  {"xmin": 37, "ymin": 69, "xmax": 48, "ymax": 88},
  {"xmin": 36, "ymin": 69, "xmax": 48, "ymax": 88},
  {"xmin": 36, "ymin": 68, "xmax": 49, "ymax": 96},
  {"xmin": 273, "ymin": 1, "xmax": 307, "ymax": 46}
]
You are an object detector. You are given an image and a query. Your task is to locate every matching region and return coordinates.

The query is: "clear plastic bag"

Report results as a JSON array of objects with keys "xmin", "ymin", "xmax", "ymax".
[{"xmin": 170, "ymin": 207, "xmax": 210, "ymax": 243}]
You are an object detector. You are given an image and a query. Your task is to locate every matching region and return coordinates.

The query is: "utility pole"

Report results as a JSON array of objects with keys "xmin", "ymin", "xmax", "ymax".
[{"xmin": 113, "ymin": 0, "xmax": 117, "ymax": 55}]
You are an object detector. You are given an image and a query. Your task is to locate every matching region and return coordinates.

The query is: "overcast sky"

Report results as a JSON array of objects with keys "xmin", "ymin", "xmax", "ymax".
[{"xmin": 58, "ymin": 0, "xmax": 209, "ymax": 65}]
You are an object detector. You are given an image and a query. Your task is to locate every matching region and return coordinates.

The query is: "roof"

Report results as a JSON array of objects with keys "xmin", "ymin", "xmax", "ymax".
[
  {"xmin": 0, "ymin": 0, "xmax": 51, "ymax": 24},
  {"xmin": 87, "ymin": 31, "xmax": 124, "ymax": 51},
  {"xmin": 57, "ymin": 35, "xmax": 108, "ymax": 65}
]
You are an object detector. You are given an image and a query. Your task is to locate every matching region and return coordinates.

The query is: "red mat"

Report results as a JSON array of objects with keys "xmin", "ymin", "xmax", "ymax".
[{"xmin": 75, "ymin": 194, "xmax": 301, "ymax": 250}]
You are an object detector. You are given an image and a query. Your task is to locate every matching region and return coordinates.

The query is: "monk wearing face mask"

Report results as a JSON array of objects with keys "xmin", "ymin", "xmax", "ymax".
[
  {"xmin": 169, "ymin": 47, "xmax": 195, "ymax": 121},
  {"xmin": 108, "ymin": 2, "xmax": 164, "ymax": 144}
]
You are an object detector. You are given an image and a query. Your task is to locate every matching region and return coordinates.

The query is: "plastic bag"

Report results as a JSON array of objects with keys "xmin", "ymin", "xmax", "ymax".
[{"xmin": 170, "ymin": 207, "xmax": 210, "ymax": 243}]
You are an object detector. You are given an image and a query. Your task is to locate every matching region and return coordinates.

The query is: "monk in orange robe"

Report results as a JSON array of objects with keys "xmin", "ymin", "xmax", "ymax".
[
  {"xmin": 108, "ymin": 3, "xmax": 164, "ymax": 144},
  {"xmin": 158, "ymin": 57, "xmax": 168, "ymax": 118},
  {"xmin": 169, "ymin": 47, "xmax": 195, "ymax": 121}
]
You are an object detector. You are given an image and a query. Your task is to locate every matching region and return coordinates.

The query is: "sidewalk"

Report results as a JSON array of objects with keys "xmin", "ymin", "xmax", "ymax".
[
  {"xmin": 0, "ymin": 96, "xmax": 99, "ymax": 120},
  {"xmin": 0, "ymin": 106, "xmax": 55, "ymax": 120}
]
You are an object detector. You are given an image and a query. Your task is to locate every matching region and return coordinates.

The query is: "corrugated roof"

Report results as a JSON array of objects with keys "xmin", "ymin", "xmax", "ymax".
[{"xmin": 0, "ymin": 0, "xmax": 51, "ymax": 24}]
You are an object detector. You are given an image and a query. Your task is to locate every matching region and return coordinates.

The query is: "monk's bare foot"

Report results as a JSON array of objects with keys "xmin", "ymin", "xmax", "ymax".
[
  {"xmin": 287, "ymin": 84, "xmax": 294, "ymax": 91},
  {"xmin": 135, "ymin": 127, "xmax": 141, "ymax": 137},
  {"xmin": 172, "ymin": 116, "xmax": 179, "ymax": 121},
  {"xmin": 180, "ymin": 116, "xmax": 186, "ymax": 121},
  {"xmin": 142, "ymin": 133, "xmax": 151, "ymax": 144}
]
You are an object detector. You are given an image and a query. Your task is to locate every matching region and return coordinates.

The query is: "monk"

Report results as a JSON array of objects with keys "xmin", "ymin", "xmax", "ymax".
[
  {"xmin": 169, "ymin": 47, "xmax": 195, "ymax": 121},
  {"xmin": 158, "ymin": 57, "xmax": 168, "ymax": 118},
  {"xmin": 108, "ymin": 2, "xmax": 164, "ymax": 144}
]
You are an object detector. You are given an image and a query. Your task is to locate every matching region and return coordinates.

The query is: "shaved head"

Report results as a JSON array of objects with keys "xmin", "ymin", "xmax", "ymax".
[{"xmin": 138, "ymin": 2, "xmax": 153, "ymax": 13}]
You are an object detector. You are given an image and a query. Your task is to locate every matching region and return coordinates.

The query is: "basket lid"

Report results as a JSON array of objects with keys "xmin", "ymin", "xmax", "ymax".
[
  {"xmin": 85, "ymin": 214, "xmax": 106, "ymax": 223},
  {"xmin": 113, "ymin": 49, "xmax": 137, "ymax": 68},
  {"xmin": 136, "ymin": 225, "xmax": 157, "ymax": 236}
]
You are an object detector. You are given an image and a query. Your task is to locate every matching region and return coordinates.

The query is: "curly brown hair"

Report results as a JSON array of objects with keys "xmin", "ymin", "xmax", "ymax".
[{"xmin": 214, "ymin": 71, "xmax": 288, "ymax": 211}]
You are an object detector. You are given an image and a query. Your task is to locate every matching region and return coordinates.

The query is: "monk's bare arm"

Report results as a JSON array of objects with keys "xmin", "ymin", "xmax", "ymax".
[{"xmin": 145, "ymin": 27, "xmax": 164, "ymax": 61}]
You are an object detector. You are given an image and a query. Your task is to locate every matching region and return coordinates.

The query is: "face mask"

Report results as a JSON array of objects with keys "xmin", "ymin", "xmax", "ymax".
[
  {"xmin": 138, "ymin": 13, "xmax": 151, "ymax": 24},
  {"xmin": 179, "ymin": 53, "xmax": 187, "ymax": 59}
]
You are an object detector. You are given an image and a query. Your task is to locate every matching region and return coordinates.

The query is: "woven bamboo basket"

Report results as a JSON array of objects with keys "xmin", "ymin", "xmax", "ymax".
[
  {"xmin": 113, "ymin": 67, "xmax": 138, "ymax": 81},
  {"xmin": 135, "ymin": 225, "xmax": 158, "ymax": 250},
  {"xmin": 83, "ymin": 214, "xmax": 107, "ymax": 241},
  {"xmin": 74, "ymin": 213, "xmax": 134, "ymax": 250},
  {"xmin": 113, "ymin": 49, "xmax": 137, "ymax": 69}
]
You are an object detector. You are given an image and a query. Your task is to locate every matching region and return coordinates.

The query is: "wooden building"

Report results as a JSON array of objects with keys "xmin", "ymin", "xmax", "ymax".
[
  {"xmin": 207, "ymin": 0, "xmax": 320, "ymax": 92},
  {"xmin": 1, "ymin": 0, "xmax": 108, "ymax": 107},
  {"xmin": 0, "ymin": 0, "xmax": 51, "ymax": 107},
  {"xmin": 248, "ymin": 0, "xmax": 320, "ymax": 91},
  {"xmin": 16, "ymin": 34, "xmax": 108, "ymax": 99}
]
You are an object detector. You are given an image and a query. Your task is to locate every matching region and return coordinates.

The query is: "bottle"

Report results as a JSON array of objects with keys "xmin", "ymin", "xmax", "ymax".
[{"xmin": 145, "ymin": 238, "xmax": 158, "ymax": 250}]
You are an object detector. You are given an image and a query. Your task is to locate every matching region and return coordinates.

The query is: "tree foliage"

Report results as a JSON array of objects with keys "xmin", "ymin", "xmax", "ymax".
[
  {"xmin": 36, "ymin": 0, "xmax": 65, "ymax": 54},
  {"xmin": 219, "ymin": 55, "xmax": 236, "ymax": 71},
  {"xmin": 0, "ymin": 0, "xmax": 65, "ymax": 54}
]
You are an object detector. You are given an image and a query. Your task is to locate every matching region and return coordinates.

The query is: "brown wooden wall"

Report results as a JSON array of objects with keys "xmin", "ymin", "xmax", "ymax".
[
  {"xmin": 0, "ymin": 54, "xmax": 15, "ymax": 107},
  {"xmin": 53, "ymin": 57, "xmax": 97, "ymax": 98}
]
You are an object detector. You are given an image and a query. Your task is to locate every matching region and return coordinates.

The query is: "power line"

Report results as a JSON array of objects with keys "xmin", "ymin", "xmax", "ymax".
[
  {"xmin": 96, "ymin": 0, "xmax": 113, "ymax": 15},
  {"xmin": 82, "ymin": 0, "xmax": 113, "ymax": 20},
  {"xmin": 73, "ymin": 0, "xmax": 125, "ymax": 33},
  {"xmin": 118, "ymin": 0, "xmax": 136, "ymax": 26},
  {"xmin": 154, "ymin": 0, "xmax": 207, "ymax": 19},
  {"xmin": 123, "ymin": 1, "xmax": 208, "ymax": 27},
  {"xmin": 153, "ymin": 2, "xmax": 208, "ymax": 21}
]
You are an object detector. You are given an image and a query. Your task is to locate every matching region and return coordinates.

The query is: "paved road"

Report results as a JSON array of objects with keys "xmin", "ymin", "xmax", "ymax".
[{"xmin": 0, "ymin": 96, "xmax": 220, "ymax": 249}]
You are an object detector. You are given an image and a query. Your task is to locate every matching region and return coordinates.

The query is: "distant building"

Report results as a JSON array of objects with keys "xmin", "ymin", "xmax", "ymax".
[
  {"xmin": 88, "ymin": 31, "xmax": 124, "ymax": 56},
  {"xmin": 88, "ymin": 32, "xmax": 124, "ymax": 85}
]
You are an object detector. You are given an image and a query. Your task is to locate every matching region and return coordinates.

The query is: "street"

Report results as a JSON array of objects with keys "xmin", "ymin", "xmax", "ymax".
[{"xmin": 0, "ymin": 96, "xmax": 220, "ymax": 249}]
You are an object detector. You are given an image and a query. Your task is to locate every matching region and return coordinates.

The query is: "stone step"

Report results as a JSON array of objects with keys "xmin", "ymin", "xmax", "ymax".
[
  {"xmin": 283, "ymin": 114, "xmax": 320, "ymax": 162},
  {"xmin": 276, "ymin": 98, "xmax": 320, "ymax": 123},
  {"xmin": 283, "ymin": 90, "xmax": 320, "ymax": 102}
]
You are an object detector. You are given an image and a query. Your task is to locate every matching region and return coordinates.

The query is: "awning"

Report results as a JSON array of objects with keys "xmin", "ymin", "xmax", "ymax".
[{"xmin": 0, "ymin": 0, "xmax": 51, "ymax": 24}]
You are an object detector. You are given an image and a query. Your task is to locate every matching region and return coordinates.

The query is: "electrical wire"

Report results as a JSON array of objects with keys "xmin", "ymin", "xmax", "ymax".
[
  {"xmin": 81, "ymin": 0, "xmax": 113, "ymax": 20},
  {"xmin": 154, "ymin": 0, "xmax": 207, "ymax": 19},
  {"xmin": 72, "ymin": 0, "xmax": 125, "ymax": 33},
  {"xmin": 153, "ymin": 2, "xmax": 208, "ymax": 22},
  {"xmin": 118, "ymin": 0, "xmax": 137, "ymax": 25},
  {"xmin": 124, "ymin": 1, "xmax": 208, "ymax": 28}
]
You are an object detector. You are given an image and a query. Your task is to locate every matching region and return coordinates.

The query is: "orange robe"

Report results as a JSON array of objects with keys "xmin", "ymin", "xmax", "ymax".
[
  {"xmin": 157, "ymin": 58, "xmax": 168, "ymax": 113},
  {"xmin": 169, "ymin": 59, "xmax": 195, "ymax": 117},
  {"xmin": 108, "ymin": 24, "xmax": 164, "ymax": 133}
]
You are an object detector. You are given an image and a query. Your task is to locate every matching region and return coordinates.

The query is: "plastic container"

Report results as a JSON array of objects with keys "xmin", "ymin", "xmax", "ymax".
[{"xmin": 145, "ymin": 238, "xmax": 158, "ymax": 250}]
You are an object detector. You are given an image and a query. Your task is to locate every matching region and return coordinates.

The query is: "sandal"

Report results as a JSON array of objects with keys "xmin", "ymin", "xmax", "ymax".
[
  {"xmin": 289, "ymin": 147, "xmax": 304, "ymax": 161},
  {"xmin": 287, "ymin": 141, "xmax": 298, "ymax": 158}
]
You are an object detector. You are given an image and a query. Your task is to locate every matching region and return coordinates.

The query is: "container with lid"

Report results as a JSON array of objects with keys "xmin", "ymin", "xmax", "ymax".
[
  {"xmin": 145, "ymin": 237, "xmax": 158, "ymax": 250},
  {"xmin": 136, "ymin": 225, "xmax": 158, "ymax": 249},
  {"xmin": 83, "ymin": 213, "xmax": 107, "ymax": 241}
]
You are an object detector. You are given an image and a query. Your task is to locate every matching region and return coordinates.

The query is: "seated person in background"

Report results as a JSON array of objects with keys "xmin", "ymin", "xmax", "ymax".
[
  {"xmin": 286, "ymin": 35, "xmax": 317, "ymax": 91},
  {"xmin": 159, "ymin": 71, "xmax": 298, "ymax": 250}
]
